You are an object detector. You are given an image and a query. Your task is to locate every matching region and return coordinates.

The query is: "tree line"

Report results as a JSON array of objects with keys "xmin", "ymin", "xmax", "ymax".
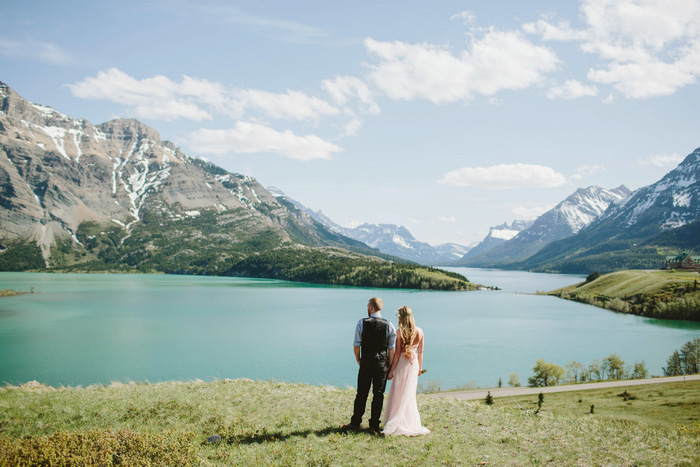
[
  {"xmin": 663, "ymin": 338, "xmax": 700, "ymax": 376},
  {"xmin": 555, "ymin": 279, "xmax": 700, "ymax": 322},
  {"xmin": 504, "ymin": 354, "xmax": 650, "ymax": 388}
]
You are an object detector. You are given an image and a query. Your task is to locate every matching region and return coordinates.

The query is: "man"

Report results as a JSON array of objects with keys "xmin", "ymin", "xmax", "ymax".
[{"xmin": 343, "ymin": 297, "xmax": 396, "ymax": 434}]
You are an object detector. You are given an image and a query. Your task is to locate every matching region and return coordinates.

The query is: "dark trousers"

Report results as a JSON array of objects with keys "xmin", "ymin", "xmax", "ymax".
[{"xmin": 351, "ymin": 366, "xmax": 388, "ymax": 428}]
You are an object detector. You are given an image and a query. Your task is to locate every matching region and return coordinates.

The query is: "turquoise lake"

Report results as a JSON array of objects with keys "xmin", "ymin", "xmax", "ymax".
[{"xmin": 1, "ymin": 269, "xmax": 699, "ymax": 390}]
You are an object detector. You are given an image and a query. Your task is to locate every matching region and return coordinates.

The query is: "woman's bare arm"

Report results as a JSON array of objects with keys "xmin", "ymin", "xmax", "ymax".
[
  {"xmin": 417, "ymin": 329, "xmax": 424, "ymax": 374},
  {"xmin": 388, "ymin": 334, "xmax": 403, "ymax": 379}
]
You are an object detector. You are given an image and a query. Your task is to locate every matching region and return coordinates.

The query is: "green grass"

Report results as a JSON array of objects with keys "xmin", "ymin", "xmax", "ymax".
[
  {"xmin": 505, "ymin": 380, "xmax": 700, "ymax": 428},
  {"xmin": 547, "ymin": 269, "xmax": 700, "ymax": 320},
  {"xmin": 1, "ymin": 379, "xmax": 699, "ymax": 466},
  {"xmin": 551, "ymin": 270, "xmax": 699, "ymax": 297}
]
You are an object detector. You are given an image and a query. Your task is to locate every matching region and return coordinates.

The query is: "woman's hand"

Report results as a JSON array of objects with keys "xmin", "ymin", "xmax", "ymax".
[{"xmin": 388, "ymin": 370, "xmax": 394, "ymax": 380}]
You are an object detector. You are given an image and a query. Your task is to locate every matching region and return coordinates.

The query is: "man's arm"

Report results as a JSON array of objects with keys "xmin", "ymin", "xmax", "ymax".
[{"xmin": 353, "ymin": 319, "xmax": 362, "ymax": 366}]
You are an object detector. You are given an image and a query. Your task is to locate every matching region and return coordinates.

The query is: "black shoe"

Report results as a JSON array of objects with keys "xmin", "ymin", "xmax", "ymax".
[
  {"xmin": 341, "ymin": 423, "xmax": 360, "ymax": 431},
  {"xmin": 369, "ymin": 426, "xmax": 383, "ymax": 436}
]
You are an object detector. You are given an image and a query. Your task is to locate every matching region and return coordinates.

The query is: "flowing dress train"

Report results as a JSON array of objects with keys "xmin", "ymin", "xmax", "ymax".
[{"xmin": 382, "ymin": 344, "xmax": 430, "ymax": 436}]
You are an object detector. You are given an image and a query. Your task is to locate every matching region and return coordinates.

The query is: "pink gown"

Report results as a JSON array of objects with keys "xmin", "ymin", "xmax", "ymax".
[{"xmin": 382, "ymin": 341, "xmax": 430, "ymax": 436}]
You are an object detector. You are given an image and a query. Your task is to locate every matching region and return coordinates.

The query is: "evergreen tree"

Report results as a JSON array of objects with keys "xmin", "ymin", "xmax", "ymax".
[
  {"xmin": 663, "ymin": 350, "xmax": 683, "ymax": 376},
  {"xmin": 680, "ymin": 337, "xmax": 700, "ymax": 374}
]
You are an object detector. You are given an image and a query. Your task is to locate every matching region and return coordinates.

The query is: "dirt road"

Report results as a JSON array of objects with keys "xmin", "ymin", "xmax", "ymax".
[{"xmin": 429, "ymin": 374, "xmax": 700, "ymax": 401}]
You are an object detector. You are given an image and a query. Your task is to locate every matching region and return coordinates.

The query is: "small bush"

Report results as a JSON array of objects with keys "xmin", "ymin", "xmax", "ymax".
[{"xmin": 0, "ymin": 429, "xmax": 196, "ymax": 466}]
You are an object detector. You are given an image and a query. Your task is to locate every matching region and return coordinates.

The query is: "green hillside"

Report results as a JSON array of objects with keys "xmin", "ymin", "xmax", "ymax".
[
  {"xmin": 1, "ymin": 379, "xmax": 698, "ymax": 466},
  {"xmin": 1, "ymin": 207, "xmax": 480, "ymax": 291},
  {"xmin": 547, "ymin": 270, "xmax": 700, "ymax": 321}
]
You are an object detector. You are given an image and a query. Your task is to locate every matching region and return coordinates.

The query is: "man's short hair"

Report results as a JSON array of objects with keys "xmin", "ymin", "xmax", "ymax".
[{"xmin": 369, "ymin": 297, "xmax": 383, "ymax": 311}]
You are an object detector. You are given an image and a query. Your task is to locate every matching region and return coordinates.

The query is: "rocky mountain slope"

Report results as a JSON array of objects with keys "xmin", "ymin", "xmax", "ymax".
[
  {"xmin": 268, "ymin": 188, "xmax": 470, "ymax": 265},
  {"xmin": 0, "ymin": 81, "xmax": 362, "ymax": 259},
  {"xmin": 455, "ymin": 186, "xmax": 630, "ymax": 268},
  {"xmin": 521, "ymin": 148, "xmax": 700, "ymax": 273},
  {"xmin": 0, "ymin": 81, "xmax": 474, "ymax": 289}
]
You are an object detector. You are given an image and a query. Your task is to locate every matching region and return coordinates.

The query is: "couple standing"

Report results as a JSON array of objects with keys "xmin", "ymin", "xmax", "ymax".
[{"xmin": 343, "ymin": 297, "xmax": 430, "ymax": 436}]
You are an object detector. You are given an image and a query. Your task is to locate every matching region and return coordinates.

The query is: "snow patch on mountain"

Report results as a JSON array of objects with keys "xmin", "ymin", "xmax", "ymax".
[{"xmin": 490, "ymin": 228, "xmax": 520, "ymax": 241}]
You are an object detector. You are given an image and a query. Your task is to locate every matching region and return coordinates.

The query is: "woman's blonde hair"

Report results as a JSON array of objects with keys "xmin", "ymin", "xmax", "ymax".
[{"xmin": 397, "ymin": 306, "xmax": 416, "ymax": 358}]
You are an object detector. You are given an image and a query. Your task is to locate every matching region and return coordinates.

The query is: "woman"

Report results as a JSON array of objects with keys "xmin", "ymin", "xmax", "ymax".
[{"xmin": 382, "ymin": 305, "xmax": 430, "ymax": 436}]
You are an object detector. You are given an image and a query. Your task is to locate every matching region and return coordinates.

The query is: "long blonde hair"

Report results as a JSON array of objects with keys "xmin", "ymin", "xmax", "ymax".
[{"xmin": 397, "ymin": 306, "xmax": 416, "ymax": 358}]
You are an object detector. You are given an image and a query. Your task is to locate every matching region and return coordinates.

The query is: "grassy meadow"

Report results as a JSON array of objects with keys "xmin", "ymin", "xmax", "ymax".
[
  {"xmin": 1, "ymin": 379, "xmax": 699, "ymax": 466},
  {"xmin": 551, "ymin": 270, "xmax": 699, "ymax": 297},
  {"xmin": 547, "ymin": 269, "xmax": 700, "ymax": 321}
]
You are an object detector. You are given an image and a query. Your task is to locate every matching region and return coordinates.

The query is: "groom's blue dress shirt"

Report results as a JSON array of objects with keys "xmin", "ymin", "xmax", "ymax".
[{"xmin": 354, "ymin": 312, "xmax": 396, "ymax": 349}]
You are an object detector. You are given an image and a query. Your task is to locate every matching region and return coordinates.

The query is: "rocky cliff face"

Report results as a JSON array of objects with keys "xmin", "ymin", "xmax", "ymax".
[{"xmin": 0, "ymin": 82, "xmax": 361, "ymax": 266}]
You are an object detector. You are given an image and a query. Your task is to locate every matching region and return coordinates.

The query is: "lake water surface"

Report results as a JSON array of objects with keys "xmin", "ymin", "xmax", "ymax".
[{"xmin": 1, "ymin": 269, "xmax": 699, "ymax": 389}]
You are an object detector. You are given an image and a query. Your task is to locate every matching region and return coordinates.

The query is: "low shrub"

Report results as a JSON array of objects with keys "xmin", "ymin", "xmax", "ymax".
[{"xmin": 0, "ymin": 428, "xmax": 196, "ymax": 466}]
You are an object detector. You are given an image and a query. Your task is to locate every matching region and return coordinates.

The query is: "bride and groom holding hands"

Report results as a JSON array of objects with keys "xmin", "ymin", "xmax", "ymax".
[{"xmin": 343, "ymin": 297, "xmax": 430, "ymax": 436}]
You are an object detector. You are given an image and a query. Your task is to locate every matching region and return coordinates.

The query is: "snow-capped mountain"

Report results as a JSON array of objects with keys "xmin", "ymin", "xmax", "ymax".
[
  {"xmin": 455, "ymin": 185, "xmax": 631, "ymax": 267},
  {"xmin": 0, "ymin": 81, "xmax": 367, "ymax": 267},
  {"xmin": 269, "ymin": 188, "xmax": 470, "ymax": 264},
  {"xmin": 458, "ymin": 219, "xmax": 534, "ymax": 261},
  {"xmin": 521, "ymin": 148, "xmax": 700, "ymax": 273},
  {"xmin": 340, "ymin": 223, "xmax": 470, "ymax": 264},
  {"xmin": 598, "ymin": 149, "xmax": 700, "ymax": 232}
]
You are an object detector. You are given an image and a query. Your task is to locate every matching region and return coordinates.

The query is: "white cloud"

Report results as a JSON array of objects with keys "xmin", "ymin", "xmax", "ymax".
[
  {"xmin": 587, "ymin": 60, "xmax": 697, "ymax": 99},
  {"xmin": 438, "ymin": 217, "xmax": 457, "ymax": 223},
  {"xmin": 187, "ymin": 121, "xmax": 342, "ymax": 161},
  {"xmin": 342, "ymin": 118, "xmax": 364, "ymax": 137},
  {"xmin": 522, "ymin": 18, "xmax": 587, "ymax": 42},
  {"xmin": 364, "ymin": 29, "xmax": 560, "ymax": 104},
  {"xmin": 512, "ymin": 205, "xmax": 553, "ymax": 219},
  {"xmin": 450, "ymin": 11, "xmax": 476, "ymax": 25},
  {"xmin": 569, "ymin": 164, "xmax": 606, "ymax": 181},
  {"xmin": 0, "ymin": 37, "xmax": 73, "ymax": 65},
  {"xmin": 234, "ymin": 88, "xmax": 340, "ymax": 121},
  {"xmin": 547, "ymin": 79, "xmax": 598, "ymax": 99},
  {"xmin": 524, "ymin": 0, "xmax": 700, "ymax": 99},
  {"xmin": 636, "ymin": 153, "xmax": 684, "ymax": 168},
  {"xmin": 68, "ymin": 68, "xmax": 339, "ymax": 123},
  {"xmin": 439, "ymin": 163, "xmax": 568, "ymax": 189},
  {"xmin": 322, "ymin": 75, "xmax": 380, "ymax": 115}
]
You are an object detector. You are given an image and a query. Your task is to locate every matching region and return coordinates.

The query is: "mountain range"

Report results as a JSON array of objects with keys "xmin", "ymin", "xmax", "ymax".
[
  {"xmin": 268, "ymin": 187, "xmax": 470, "ymax": 265},
  {"xmin": 518, "ymin": 149, "xmax": 700, "ymax": 273},
  {"xmin": 455, "ymin": 185, "xmax": 632, "ymax": 268},
  {"xmin": 2, "ymin": 79, "xmax": 698, "ymax": 278},
  {"xmin": 0, "ymin": 81, "xmax": 474, "ymax": 290}
]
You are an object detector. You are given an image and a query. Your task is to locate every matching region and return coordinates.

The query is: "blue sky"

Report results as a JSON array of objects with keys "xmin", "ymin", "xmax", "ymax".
[{"xmin": 2, "ymin": 0, "xmax": 700, "ymax": 245}]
